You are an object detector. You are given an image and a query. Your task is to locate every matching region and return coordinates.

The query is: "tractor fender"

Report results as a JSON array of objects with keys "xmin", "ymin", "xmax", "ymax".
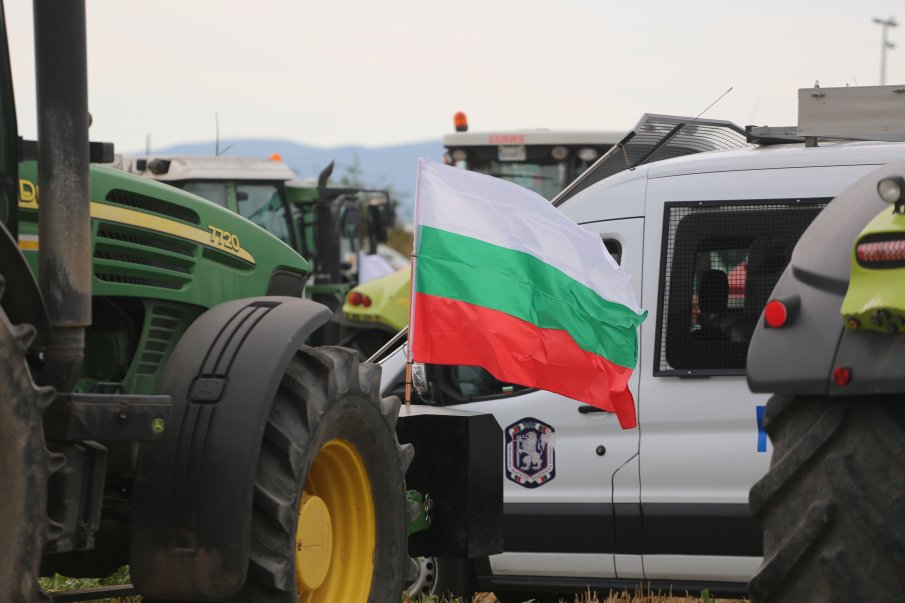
[
  {"xmin": 129, "ymin": 296, "xmax": 331, "ymax": 599},
  {"xmin": 0, "ymin": 220, "xmax": 49, "ymax": 348},
  {"xmin": 747, "ymin": 160, "xmax": 905, "ymax": 395}
]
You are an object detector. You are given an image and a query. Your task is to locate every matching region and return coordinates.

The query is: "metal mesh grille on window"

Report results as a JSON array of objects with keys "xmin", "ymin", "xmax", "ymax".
[
  {"xmin": 655, "ymin": 200, "xmax": 827, "ymax": 374},
  {"xmin": 554, "ymin": 114, "xmax": 750, "ymax": 207}
]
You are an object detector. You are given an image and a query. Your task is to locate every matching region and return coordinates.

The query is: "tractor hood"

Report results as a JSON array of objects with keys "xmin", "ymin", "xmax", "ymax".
[{"xmin": 17, "ymin": 162, "xmax": 310, "ymax": 310}]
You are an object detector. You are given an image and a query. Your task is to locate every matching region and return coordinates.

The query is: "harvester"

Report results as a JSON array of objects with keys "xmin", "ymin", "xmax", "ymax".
[{"xmin": 746, "ymin": 86, "xmax": 905, "ymax": 602}]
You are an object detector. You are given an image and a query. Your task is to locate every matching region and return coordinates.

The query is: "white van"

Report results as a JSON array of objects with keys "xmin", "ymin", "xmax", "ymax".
[{"xmin": 383, "ymin": 92, "xmax": 905, "ymax": 601}]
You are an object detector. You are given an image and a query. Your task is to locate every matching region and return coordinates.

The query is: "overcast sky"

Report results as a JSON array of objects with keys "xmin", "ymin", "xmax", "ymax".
[{"xmin": 5, "ymin": 1, "xmax": 902, "ymax": 151}]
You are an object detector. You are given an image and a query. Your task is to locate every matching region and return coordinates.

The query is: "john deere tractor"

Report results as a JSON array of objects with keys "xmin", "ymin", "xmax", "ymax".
[
  {"xmin": 118, "ymin": 154, "xmax": 400, "ymax": 353},
  {"xmin": 747, "ymin": 157, "xmax": 905, "ymax": 601},
  {"xmin": 1, "ymin": 2, "xmax": 414, "ymax": 601}
]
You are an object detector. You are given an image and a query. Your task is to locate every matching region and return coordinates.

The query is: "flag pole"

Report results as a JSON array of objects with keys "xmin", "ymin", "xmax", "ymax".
[{"xmin": 404, "ymin": 159, "xmax": 426, "ymax": 414}]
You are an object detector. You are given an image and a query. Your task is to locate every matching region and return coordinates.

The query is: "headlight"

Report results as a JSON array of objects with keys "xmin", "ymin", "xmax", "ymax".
[{"xmin": 877, "ymin": 176, "xmax": 905, "ymax": 208}]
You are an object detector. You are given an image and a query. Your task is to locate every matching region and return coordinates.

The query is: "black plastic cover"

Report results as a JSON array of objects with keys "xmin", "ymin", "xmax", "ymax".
[
  {"xmin": 396, "ymin": 406, "xmax": 504, "ymax": 558},
  {"xmin": 129, "ymin": 296, "xmax": 330, "ymax": 599}
]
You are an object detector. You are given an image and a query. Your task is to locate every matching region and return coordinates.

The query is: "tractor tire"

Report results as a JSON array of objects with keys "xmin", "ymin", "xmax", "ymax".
[
  {"xmin": 231, "ymin": 345, "xmax": 414, "ymax": 603},
  {"xmin": 0, "ymin": 281, "xmax": 55, "ymax": 603},
  {"xmin": 749, "ymin": 393, "xmax": 905, "ymax": 602},
  {"xmin": 405, "ymin": 556, "xmax": 477, "ymax": 601}
]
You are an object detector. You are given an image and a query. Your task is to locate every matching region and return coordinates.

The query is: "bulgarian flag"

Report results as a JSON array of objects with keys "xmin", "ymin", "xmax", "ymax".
[{"xmin": 408, "ymin": 159, "xmax": 647, "ymax": 429}]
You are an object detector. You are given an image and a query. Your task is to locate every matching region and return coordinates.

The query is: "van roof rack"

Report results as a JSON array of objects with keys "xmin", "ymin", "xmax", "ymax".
[
  {"xmin": 747, "ymin": 84, "xmax": 905, "ymax": 146},
  {"xmin": 554, "ymin": 85, "xmax": 905, "ymax": 206},
  {"xmin": 553, "ymin": 113, "xmax": 748, "ymax": 206}
]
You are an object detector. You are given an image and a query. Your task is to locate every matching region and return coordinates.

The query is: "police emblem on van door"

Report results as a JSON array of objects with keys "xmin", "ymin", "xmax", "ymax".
[{"xmin": 505, "ymin": 417, "xmax": 555, "ymax": 488}]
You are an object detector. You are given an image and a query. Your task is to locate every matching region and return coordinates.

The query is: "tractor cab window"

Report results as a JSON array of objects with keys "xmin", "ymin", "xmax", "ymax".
[
  {"xmin": 469, "ymin": 161, "xmax": 565, "ymax": 201},
  {"xmin": 236, "ymin": 182, "xmax": 292, "ymax": 246},
  {"xmin": 179, "ymin": 181, "xmax": 228, "ymax": 208}
]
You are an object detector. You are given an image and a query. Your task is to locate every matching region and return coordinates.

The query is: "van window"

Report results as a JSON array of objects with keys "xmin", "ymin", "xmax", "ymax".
[
  {"xmin": 440, "ymin": 365, "xmax": 530, "ymax": 401},
  {"xmin": 604, "ymin": 238, "xmax": 622, "ymax": 265},
  {"xmin": 654, "ymin": 200, "xmax": 827, "ymax": 376}
]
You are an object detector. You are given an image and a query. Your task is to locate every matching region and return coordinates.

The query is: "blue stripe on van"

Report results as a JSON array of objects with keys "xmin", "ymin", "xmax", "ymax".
[{"xmin": 756, "ymin": 405, "xmax": 767, "ymax": 452}]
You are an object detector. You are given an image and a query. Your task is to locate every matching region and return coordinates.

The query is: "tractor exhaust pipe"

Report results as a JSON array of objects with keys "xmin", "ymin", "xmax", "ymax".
[{"xmin": 33, "ymin": 0, "xmax": 91, "ymax": 391}]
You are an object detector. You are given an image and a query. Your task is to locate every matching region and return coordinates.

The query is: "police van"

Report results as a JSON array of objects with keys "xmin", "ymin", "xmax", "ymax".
[{"xmin": 384, "ymin": 87, "xmax": 905, "ymax": 601}]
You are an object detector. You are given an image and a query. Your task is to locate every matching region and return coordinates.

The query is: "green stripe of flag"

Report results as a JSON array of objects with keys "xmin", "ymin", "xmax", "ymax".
[{"xmin": 415, "ymin": 226, "xmax": 645, "ymax": 368}]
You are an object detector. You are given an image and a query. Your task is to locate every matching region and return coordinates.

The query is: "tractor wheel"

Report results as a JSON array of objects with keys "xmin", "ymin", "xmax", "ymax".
[
  {"xmin": 0, "ymin": 281, "xmax": 55, "ymax": 602},
  {"xmin": 405, "ymin": 556, "xmax": 476, "ymax": 601},
  {"xmin": 232, "ymin": 345, "xmax": 414, "ymax": 603},
  {"xmin": 749, "ymin": 393, "xmax": 905, "ymax": 602}
]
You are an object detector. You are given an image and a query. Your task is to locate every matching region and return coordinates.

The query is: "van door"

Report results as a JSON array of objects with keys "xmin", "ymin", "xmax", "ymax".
[
  {"xmin": 441, "ymin": 217, "xmax": 644, "ymax": 583},
  {"xmin": 638, "ymin": 191, "xmax": 827, "ymax": 584}
]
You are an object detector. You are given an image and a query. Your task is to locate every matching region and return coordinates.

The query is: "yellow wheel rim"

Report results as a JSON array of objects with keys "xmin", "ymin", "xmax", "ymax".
[{"xmin": 297, "ymin": 438, "xmax": 375, "ymax": 603}]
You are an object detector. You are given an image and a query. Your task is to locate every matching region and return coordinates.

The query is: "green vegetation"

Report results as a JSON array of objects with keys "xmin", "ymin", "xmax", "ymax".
[
  {"xmin": 39, "ymin": 566, "xmax": 139, "ymax": 603},
  {"xmin": 41, "ymin": 569, "xmax": 744, "ymax": 603}
]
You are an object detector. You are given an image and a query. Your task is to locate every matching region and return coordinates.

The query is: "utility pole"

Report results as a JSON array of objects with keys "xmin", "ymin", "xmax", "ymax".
[{"xmin": 873, "ymin": 16, "xmax": 898, "ymax": 85}]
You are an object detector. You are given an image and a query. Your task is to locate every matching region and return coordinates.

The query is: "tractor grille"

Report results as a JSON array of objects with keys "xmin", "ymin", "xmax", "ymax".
[
  {"xmin": 94, "ymin": 223, "xmax": 197, "ymax": 291},
  {"xmin": 106, "ymin": 189, "xmax": 200, "ymax": 224}
]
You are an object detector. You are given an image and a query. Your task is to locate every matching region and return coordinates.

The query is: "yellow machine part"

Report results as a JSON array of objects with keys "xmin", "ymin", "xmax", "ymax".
[{"xmin": 296, "ymin": 438, "xmax": 376, "ymax": 602}]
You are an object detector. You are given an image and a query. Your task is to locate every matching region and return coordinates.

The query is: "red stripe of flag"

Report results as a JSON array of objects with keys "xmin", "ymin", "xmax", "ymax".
[{"xmin": 411, "ymin": 292, "xmax": 637, "ymax": 428}]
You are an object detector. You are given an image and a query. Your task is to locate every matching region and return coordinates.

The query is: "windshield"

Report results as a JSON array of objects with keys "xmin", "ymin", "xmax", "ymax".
[
  {"xmin": 465, "ymin": 160, "xmax": 567, "ymax": 201},
  {"xmin": 452, "ymin": 150, "xmax": 602, "ymax": 201},
  {"xmin": 180, "ymin": 181, "xmax": 228, "ymax": 207},
  {"xmin": 236, "ymin": 182, "xmax": 292, "ymax": 246}
]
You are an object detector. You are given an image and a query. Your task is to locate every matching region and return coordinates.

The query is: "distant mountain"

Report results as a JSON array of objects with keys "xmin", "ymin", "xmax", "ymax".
[{"xmin": 145, "ymin": 138, "xmax": 444, "ymax": 222}]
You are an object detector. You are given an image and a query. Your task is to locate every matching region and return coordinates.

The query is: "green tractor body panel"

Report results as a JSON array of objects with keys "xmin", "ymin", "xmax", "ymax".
[
  {"xmin": 17, "ymin": 161, "xmax": 309, "ymax": 394},
  {"xmin": 840, "ymin": 206, "xmax": 905, "ymax": 333},
  {"xmin": 343, "ymin": 268, "xmax": 410, "ymax": 333}
]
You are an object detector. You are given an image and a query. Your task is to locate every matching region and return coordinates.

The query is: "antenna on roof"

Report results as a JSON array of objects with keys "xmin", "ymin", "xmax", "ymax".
[
  {"xmin": 215, "ymin": 112, "xmax": 233, "ymax": 156},
  {"xmin": 640, "ymin": 87, "xmax": 734, "ymax": 165},
  {"xmin": 693, "ymin": 86, "xmax": 734, "ymax": 121}
]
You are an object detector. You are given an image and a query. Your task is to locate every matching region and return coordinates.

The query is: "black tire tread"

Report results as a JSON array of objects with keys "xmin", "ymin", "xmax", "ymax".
[
  {"xmin": 750, "ymin": 394, "xmax": 905, "ymax": 602},
  {"xmin": 230, "ymin": 345, "xmax": 408, "ymax": 603},
  {"xmin": 0, "ymin": 283, "xmax": 54, "ymax": 603}
]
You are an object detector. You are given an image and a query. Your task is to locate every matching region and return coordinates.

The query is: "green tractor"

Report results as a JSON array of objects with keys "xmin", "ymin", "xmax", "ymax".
[
  {"xmin": 746, "ymin": 157, "xmax": 905, "ymax": 600},
  {"xmin": 1, "ymin": 2, "xmax": 416, "ymax": 601},
  {"xmin": 117, "ymin": 154, "xmax": 400, "ymax": 353}
]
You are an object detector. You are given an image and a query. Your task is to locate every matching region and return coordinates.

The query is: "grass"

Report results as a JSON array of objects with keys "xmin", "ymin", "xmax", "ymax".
[
  {"xmin": 404, "ymin": 586, "xmax": 748, "ymax": 603},
  {"xmin": 39, "ymin": 566, "xmax": 140, "ymax": 603},
  {"xmin": 42, "ymin": 570, "xmax": 746, "ymax": 603}
]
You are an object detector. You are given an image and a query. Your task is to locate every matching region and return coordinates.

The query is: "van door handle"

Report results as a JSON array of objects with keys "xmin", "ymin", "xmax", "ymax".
[{"xmin": 578, "ymin": 405, "xmax": 609, "ymax": 414}]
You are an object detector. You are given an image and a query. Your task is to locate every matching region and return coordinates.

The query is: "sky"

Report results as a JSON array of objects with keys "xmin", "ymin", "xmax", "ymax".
[{"xmin": 5, "ymin": 0, "xmax": 903, "ymax": 152}]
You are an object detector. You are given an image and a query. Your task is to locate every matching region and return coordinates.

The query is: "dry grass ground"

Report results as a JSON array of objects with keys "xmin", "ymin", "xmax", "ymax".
[
  {"xmin": 408, "ymin": 587, "xmax": 749, "ymax": 603},
  {"xmin": 44, "ymin": 572, "xmax": 748, "ymax": 603}
]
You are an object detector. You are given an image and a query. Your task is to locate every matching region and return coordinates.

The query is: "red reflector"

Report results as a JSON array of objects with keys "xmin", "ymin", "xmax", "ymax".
[
  {"xmin": 833, "ymin": 366, "xmax": 852, "ymax": 387},
  {"xmin": 764, "ymin": 300, "xmax": 788, "ymax": 328},
  {"xmin": 347, "ymin": 292, "xmax": 363, "ymax": 306},
  {"xmin": 362, "ymin": 295, "xmax": 372, "ymax": 308},
  {"xmin": 856, "ymin": 239, "xmax": 905, "ymax": 263}
]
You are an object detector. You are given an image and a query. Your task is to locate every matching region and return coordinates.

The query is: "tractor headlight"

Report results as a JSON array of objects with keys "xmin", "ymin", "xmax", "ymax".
[{"xmin": 877, "ymin": 176, "xmax": 905, "ymax": 205}]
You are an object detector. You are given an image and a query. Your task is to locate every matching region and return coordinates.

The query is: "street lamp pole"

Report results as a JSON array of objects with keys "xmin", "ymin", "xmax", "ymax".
[{"xmin": 873, "ymin": 16, "xmax": 898, "ymax": 85}]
